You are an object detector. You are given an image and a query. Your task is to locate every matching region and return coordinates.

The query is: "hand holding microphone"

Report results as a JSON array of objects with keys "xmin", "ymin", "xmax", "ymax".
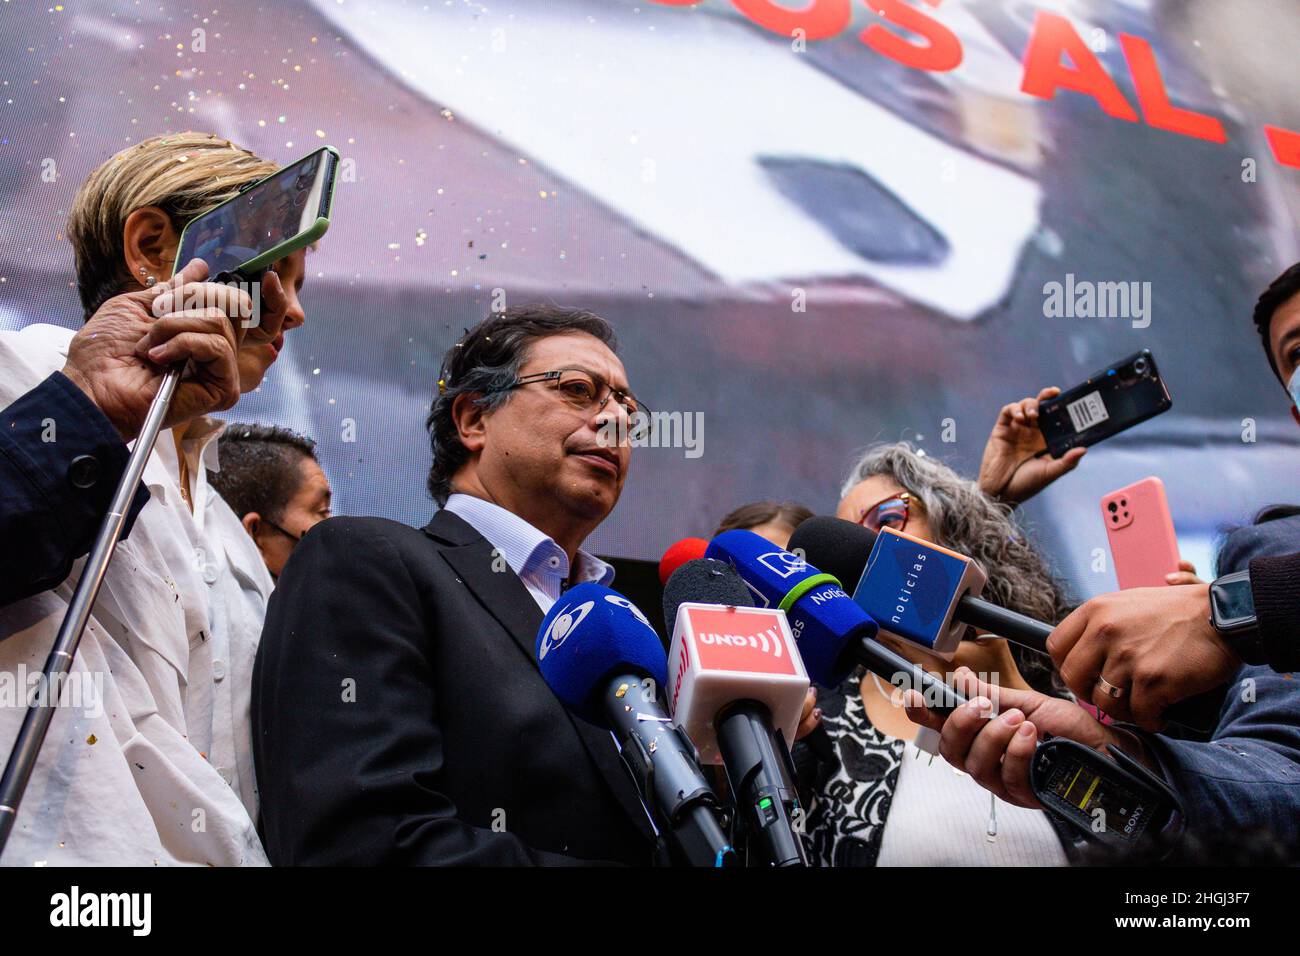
[
  {"xmin": 901, "ymin": 667, "xmax": 1154, "ymax": 808},
  {"xmin": 704, "ymin": 529, "xmax": 968, "ymax": 715},
  {"xmin": 1047, "ymin": 584, "xmax": 1238, "ymax": 731}
]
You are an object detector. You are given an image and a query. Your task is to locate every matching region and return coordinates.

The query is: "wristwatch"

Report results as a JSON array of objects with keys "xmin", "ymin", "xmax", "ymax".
[{"xmin": 1208, "ymin": 569, "xmax": 1266, "ymax": 665}]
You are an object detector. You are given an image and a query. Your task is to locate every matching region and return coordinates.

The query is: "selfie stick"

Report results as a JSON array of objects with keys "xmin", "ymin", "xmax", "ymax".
[{"xmin": 0, "ymin": 269, "xmax": 255, "ymax": 857}]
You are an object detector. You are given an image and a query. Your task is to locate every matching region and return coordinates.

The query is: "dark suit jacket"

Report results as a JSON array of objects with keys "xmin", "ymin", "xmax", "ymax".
[
  {"xmin": 0, "ymin": 372, "xmax": 149, "ymax": 607},
  {"xmin": 251, "ymin": 509, "xmax": 658, "ymax": 865}
]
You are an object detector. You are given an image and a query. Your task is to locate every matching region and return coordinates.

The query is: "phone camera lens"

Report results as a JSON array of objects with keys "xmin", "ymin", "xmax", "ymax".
[
  {"xmin": 1108, "ymin": 502, "xmax": 1118, "ymax": 513},
  {"xmin": 1133, "ymin": 357, "xmax": 1149, "ymax": 376},
  {"xmin": 1111, "ymin": 514, "xmax": 1119, "ymax": 523}
]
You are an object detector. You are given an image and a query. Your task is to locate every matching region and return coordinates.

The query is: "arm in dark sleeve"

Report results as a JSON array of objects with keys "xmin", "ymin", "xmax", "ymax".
[
  {"xmin": 0, "ymin": 371, "xmax": 150, "ymax": 606},
  {"xmin": 1250, "ymin": 552, "xmax": 1300, "ymax": 673},
  {"xmin": 1139, "ymin": 666, "xmax": 1300, "ymax": 845},
  {"xmin": 252, "ymin": 517, "xmax": 608, "ymax": 866}
]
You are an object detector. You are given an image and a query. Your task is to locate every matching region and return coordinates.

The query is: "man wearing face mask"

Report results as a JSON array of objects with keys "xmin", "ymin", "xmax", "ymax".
[
  {"xmin": 1040, "ymin": 264, "xmax": 1300, "ymax": 730},
  {"xmin": 208, "ymin": 424, "xmax": 332, "ymax": 579}
]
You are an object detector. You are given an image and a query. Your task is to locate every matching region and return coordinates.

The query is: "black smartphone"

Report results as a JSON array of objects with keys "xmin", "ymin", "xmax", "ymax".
[{"xmin": 1037, "ymin": 350, "xmax": 1172, "ymax": 458}]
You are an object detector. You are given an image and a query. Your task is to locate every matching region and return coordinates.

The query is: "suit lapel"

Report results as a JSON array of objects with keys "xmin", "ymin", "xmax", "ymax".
[{"xmin": 423, "ymin": 510, "xmax": 658, "ymax": 844}]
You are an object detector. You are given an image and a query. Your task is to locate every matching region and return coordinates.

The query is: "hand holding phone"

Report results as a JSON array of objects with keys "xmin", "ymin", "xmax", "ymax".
[
  {"xmin": 174, "ymin": 145, "xmax": 338, "ymax": 284},
  {"xmin": 1037, "ymin": 350, "xmax": 1171, "ymax": 459},
  {"xmin": 1101, "ymin": 477, "xmax": 1181, "ymax": 590},
  {"xmin": 979, "ymin": 385, "xmax": 1088, "ymax": 504}
]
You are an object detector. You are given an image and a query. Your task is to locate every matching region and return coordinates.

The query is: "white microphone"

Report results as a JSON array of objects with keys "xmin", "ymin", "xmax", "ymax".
[
  {"xmin": 662, "ymin": 558, "xmax": 811, "ymax": 866},
  {"xmin": 667, "ymin": 602, "xmax": 810, "ymax": 765}
]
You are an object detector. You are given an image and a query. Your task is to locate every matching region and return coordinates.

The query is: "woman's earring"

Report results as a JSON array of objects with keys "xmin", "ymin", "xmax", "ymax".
[{"xmin": 139, "ymin": 266, "xmax": 156, "ymax": 288}]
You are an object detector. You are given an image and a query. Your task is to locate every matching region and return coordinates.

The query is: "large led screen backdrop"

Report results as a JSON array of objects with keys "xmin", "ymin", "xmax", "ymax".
[{"xmin": 2, "ymin": 0, "xmax": 1298, "ymax": 598}]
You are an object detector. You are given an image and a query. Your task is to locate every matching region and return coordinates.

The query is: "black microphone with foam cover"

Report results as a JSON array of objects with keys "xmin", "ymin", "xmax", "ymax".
[
  {"xmin": 789, "ymin": 516, "xmax": 1053, "ymax": 654},
  {"xmin": 663, "ymin": 557, "xmax": 756, "ymax": 632}
]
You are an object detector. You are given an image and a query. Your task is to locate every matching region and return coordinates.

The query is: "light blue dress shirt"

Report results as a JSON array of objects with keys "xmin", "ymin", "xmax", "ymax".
[{"xmin": 443, "ymin": 493, "xmax": 614, "ymax": 612}]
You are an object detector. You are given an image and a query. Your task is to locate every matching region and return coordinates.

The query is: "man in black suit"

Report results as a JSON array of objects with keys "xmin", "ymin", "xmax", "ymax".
[{"xmin": 252, "ymin": 306, "xmax": 659, "ymax": 864}]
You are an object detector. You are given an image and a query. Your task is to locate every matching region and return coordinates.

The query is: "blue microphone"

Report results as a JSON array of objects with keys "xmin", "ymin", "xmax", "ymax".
[
  {"xmin": 706, "ymin": 530, "xmax": 967, "ymax": 714},
  {"xmin": 536, "ymin": 583, "xmax": 735, "ymax": 867}
]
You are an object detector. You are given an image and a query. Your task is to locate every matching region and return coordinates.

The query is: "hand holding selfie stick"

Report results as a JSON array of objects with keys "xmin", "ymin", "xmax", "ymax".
[
  {"xmin": 0, "ymin": 371, "xmax": 182, "ymax": 853},
  {"xmin": 0, "ymin": 146, "xmax": 337, "ymax": 858},
  {"xmin": 0, "ymin": 270, "xmax": 260, "ymax": 856}
]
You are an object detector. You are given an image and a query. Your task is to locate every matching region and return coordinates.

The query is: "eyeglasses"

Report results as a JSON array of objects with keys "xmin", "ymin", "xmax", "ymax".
[
  {"xmin": 491, "ymin": 367, "xmax": 651, "ymax": 421},
  {"xmin": 857, "ymin": 492, "xmax": 913, "ymax": 533}
]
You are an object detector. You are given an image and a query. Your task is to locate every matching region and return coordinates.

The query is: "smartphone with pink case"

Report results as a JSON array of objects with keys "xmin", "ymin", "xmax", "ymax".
[{"xmin": 1101, "ymin": 477, "xmax": 1181, "ymax": 589}]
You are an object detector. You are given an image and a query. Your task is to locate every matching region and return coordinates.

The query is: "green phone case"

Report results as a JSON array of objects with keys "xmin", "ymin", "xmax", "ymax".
[{"xmin": 171, "ymin": 145, "xmax": 340, "ymax": 280}]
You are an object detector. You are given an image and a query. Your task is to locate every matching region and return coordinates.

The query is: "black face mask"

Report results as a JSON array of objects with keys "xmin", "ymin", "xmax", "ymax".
[
  {"xmin": 263, "ymin": 518, "xmax": 303, "ymax": 545},
  {"xmin": 260, "ymin": 518, "xmax": 304, "ymax": 582}
]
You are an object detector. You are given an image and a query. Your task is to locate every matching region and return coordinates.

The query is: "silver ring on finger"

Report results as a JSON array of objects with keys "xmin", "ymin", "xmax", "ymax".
[{"xmin": 1095, "ymin": 675, "xmax": 1126, "ymax": 700}]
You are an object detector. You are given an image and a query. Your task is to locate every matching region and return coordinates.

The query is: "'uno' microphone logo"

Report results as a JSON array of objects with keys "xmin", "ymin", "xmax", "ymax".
[
  {"xmin": 685, "ymin": 606, "xmax": 800, "ymax": 677},
  {"xmin": 697, "ymin": 626, "xmax": 785, "ymax": 658},
  {"xmin": 756, "ymin": 550, "xmax": 807, "ymax": 579},
  {"xmin": 538, "ymin": 599, "xmax": 594, "ymax": 660}
]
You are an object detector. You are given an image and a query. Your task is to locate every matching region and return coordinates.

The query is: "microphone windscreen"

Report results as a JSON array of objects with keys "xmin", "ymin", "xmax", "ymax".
[
  {"xmin": 707, "ymin": 527, "xmax": 872, "ymax": 687},
  {"xmin": 662, "ymin": 558, "xmax": 755, "ymax": 634},
  {"xmin": 658, "ymin": 537, "xmax": 709, "ymax": 586},
  {"xmin": 705, "ymin": 529, "xmax": 828, "ymax": 606},
  {"xmin": 793, "ymin": 516, "xmax": 984, "ymax": 657},
  {"xmin": 535, "ymin": 582, "xmax": 668, "ymax": 727},
  {"xmin": 787, "ymin": 516, "xmax": 878, "ymax": 593}
]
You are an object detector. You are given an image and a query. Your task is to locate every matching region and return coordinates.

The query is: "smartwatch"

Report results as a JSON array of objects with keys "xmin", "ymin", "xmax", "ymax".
[{"xmin": 1209, "ymin": 569, "xmax": 1266, "ymax": 665}]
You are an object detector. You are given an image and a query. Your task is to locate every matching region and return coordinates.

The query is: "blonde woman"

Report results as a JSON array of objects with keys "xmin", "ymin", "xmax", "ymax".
[{"xmin": 0, "ymin": 133, "xmax": 311, "ymax": 865}]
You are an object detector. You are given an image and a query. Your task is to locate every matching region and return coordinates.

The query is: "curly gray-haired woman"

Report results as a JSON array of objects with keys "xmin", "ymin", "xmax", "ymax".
[{"xmin": 804, "ymin": 442, "xmax": 1077, "ymax": 866}]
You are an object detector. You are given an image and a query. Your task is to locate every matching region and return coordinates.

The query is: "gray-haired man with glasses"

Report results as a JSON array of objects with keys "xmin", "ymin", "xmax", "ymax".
[{"xmin": 252, "ymin": 306, "xmax": 663, "ymax": 865}]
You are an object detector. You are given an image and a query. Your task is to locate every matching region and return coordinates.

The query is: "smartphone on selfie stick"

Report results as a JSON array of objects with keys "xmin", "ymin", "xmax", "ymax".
[{"xmin": 0, "ymin": 147, "xmax": 339, "ymax": 856}]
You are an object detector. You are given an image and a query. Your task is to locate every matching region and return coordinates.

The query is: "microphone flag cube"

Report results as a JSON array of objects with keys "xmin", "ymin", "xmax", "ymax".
[
  {"xmin": 667, "ymin": 603, "xmax": 809, "ymax": 766},
  {"xmin": 852, "ymin": 527, "xmax": 988, "ymax": 658}
]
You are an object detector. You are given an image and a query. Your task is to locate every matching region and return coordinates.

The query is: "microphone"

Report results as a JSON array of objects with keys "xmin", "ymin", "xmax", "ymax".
[
  {"xmin": 705, "ymin": 530, "xmax": 967, "ymax": 715},
  {"xmin": 789, "ymin": 517, "xmax": 1223, "ymax": 732},
  {"xmin": 788, "ymin": 516, "xmax": 1053, "ymax": 656},
  {"xmin": 663, "ymin": 559, "xmax": 810, "ymax": 867},
  {"xmin": 535, "ymin": 582, "xmax": 735, "ymax": 867},
  {"xmin": 659, "ymin": 537, "xmax": 709, "ymax": 586}
]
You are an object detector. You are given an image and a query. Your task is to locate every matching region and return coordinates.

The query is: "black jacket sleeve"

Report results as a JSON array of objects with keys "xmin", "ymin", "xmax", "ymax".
[
  {"xmin": 0, "ymin": 372, "xmax": 150, "ymax": 607},
  {"xmin": 1250, "ymin": 552, "xmax": 1300, "ymax": 673},
  {"xmin": 252, "ymin": 517, "xmax": 608, "ymax": 865}
]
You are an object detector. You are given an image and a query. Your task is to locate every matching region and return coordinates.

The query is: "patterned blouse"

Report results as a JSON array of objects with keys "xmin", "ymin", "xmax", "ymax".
[{"xmin": 804, "ymin": 672, "xmax": 906, "ymax": 867}]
